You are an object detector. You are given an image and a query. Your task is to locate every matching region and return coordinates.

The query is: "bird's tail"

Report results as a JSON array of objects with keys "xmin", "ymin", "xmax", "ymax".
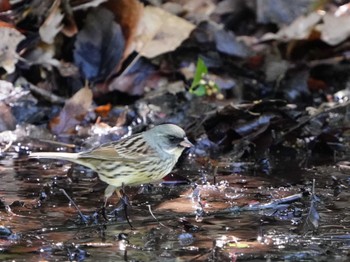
[
  {"xmin": 29, "ymin": 151, "xmax": 98, "ymax": 172},
  {"xmin": 29, "ymin": 152, "xmax": 80, "ymax": 162}
]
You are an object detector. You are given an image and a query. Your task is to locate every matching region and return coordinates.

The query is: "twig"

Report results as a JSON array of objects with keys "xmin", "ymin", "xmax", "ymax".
[
  {"xmin": 147, "ymin": 204, "xmax": 170, "ymax": 229},
  {"xmin": 28, "ymin": 83, "xmax": 66, "ymax": 104}
]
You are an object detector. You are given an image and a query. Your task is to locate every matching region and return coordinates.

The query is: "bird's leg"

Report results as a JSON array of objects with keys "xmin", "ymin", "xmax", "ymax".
[
  {"xmin": 104, "ymin": 185, "xmax": 117, "ymax": 207},
  {"xmin": 118, "ymin": 183, "xmax": 131, "ymax": 207},
  {"xmin": 59, "ymin": 189, "xmax": 89, "ymax": 224},
  {"xmin": 96, "ymin": 185, "xmax": 117, "ymax": 221},
  {"xmin": 115, "ymin": 183, "xmax": 133, "ymax": 229}
]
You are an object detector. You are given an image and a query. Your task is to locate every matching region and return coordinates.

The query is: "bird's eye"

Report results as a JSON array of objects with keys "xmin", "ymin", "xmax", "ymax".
[{"xmin": 168, "ymin": 135, "xmax": 181, "ymax": 144}]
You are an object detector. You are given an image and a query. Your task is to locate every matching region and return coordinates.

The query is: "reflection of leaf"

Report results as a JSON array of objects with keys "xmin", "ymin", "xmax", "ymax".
[
  {"xmin": 304, "ymin": 200, "xmax": 320, "ymax": 229},
  {"xmin": 50, "ymin": 86, "xmax": 93, "ymax": 135},
  {"xmin": 301, "ymin": 197, "xmax": 320, "ymax": 234},
  {"xmin": 301, "ymin": 180, "xmax": 320, "ymax": 233},
  {"xmin": 73, "ymin": 7, "xmax": 125, "ymax": 82}
]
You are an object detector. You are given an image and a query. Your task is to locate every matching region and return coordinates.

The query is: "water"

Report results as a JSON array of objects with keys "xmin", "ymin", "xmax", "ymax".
[{"xmin": 0, "ymin": 154, "xmax": 350, "ymax": 261}]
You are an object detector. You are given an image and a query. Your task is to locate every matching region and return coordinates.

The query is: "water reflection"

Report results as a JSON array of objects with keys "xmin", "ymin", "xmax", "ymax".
[{"xmin": 0, "ymin": 155, "xmax": 349, "ymax": 261}]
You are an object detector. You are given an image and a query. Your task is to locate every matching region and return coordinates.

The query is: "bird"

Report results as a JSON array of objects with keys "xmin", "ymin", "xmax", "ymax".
[{"xmin": 29, "ymin": 124, "xmax": 193, "ymax": 201}]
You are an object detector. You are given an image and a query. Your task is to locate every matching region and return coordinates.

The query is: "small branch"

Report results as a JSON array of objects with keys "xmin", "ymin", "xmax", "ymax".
[{"xmin": 28, "ymin": 83, "xmax": 66, "ymax": 104}]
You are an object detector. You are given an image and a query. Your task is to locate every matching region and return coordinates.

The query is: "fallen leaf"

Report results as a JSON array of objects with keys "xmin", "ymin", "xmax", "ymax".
[
  {"xmin": 103, "ymin": 0, "xmax": 144, "ymax": 60},
  {"xmin": 135, "ymin": 5, "xmax": 195, "ymax": 58},
  {"xmin": 94, "ymin": 103, "xmax": 111, "ymax": 117},
  {"xmin": 71, "ymin": 0, "xmax": 107, "ymax": 11},
  {"xmin": 0, "ymin": 80, "xmax": 32, "ymax": 104},
  {"xmin": 23, "ymin": 42, "xmax": 61, "ymax": 69},
  {"xmin": 320, "ymin": 12, "xmax": 350, "ymax": 45},
  {"xmin": 214, "ymin": 28, "xmax": 250, "ymax": 58},
  {"xmin": 277, "ymin": 11, "xmax": 322, "ymax": 40},
  {"xmin": 307, "ymin": 77, "xmax": 327, "ymax": 91},
  {"xmin": 183, "ymin": 0, "xmax": 216, "ymax": 22},
  {"xmin": 60, "ymin": 1, "xmax": 78, "ymax": 37},
  {"xmin": 39, "ymin": 0, "xmax": 64, "ymax": 44},
  {"xmin": 264, "ymin": 54, "xmax": 290, "ymax": 82},
  {"xmin": 50, "ymin": 86, "xmax": 93, "ymax": 135},
  {"xmin": 73, "ymin": 7, "xmax": 125, "ymax": 82},
  {"xmin": 257, "ymin": 0, "xmax": 313, "ymax": 25},
  {"xmin": 107, "ymin": 58, "xmax": 158, "ymax": 95},
  {"xmin": 0, "ymin": 0, "xmax": 10, "ymax": 12},
  {"xmin": 0, "ymin": 102, "xmax": 16, "ymax": 132},
  {"xmin": 0, "ymin": 25, "xmax": 25, "ymax": 73}
]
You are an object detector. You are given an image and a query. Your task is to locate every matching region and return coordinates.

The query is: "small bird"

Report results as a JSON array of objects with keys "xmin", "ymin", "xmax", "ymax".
[{"xmin": 29, "ymin": 124, "xmax": 193, "ymax": 201}]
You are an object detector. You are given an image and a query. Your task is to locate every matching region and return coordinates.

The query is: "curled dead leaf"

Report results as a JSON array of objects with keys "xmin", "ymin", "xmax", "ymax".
[{"xmin": 50, "ymin": 86, "xmax": 93, "ymax": 135}]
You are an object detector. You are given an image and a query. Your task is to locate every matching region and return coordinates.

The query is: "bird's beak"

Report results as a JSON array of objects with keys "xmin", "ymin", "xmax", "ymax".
[{"xmin": 180, "ymin": 137, "xmax": 194, "ymax": 148}]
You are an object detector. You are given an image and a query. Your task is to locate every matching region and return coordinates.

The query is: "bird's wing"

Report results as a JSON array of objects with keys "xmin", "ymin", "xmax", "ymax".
[{"xmin": 78, "ymin": 135, "xmax": 155, "ymax": 162}]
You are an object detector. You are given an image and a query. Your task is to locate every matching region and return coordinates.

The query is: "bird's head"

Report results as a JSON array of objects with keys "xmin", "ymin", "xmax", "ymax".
[{"xmin": 144, "ymin": 124, "xmax": 193, "ymax": 157}]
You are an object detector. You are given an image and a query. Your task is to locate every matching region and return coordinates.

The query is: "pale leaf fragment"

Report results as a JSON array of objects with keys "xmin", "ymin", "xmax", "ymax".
[
  {"xmin": 320, "ymin": 13, "xmax": 350, "ymax": 45},
  {"xmin": 0, "ymin": 27, "xmax": 25, "ymax": 73},
  {"xmin": 136, "ymin": 6, "xmax": 195, "ymax": 58},
  {"xmin": 72, "ymin": 0, "xmax": 108, "ymax": 11},
  {"xmin": 23, "ymin": 43, "xmax": 60, "ymax": 69},
  {"xmin": 39, "ymin": 0, "xmax": 64, "ymax": 44},
  {"xmin": 50, "ymin": 86, "xmax": 93, "ymax": 134},
  {"xmin": 277, "ymin": 11, "xmax": 322, "ymax": 40}
]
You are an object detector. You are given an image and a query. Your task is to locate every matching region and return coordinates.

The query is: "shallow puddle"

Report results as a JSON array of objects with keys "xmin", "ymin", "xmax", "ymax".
[{"xmin": 0, "ymin": 154, "xmax": 350, "ymax": 261}]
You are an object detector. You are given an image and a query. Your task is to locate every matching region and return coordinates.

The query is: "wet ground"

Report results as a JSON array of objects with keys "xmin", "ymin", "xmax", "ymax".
[{"xmin": 0, "ymin": 152, "xmax": 350, "ymax": 261}]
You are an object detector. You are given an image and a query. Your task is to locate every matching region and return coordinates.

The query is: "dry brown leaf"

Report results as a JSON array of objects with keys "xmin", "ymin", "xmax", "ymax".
[
  {"xmin": 103, "ymin": 0, "xmax": 144, "ymax": 60},
  {"xmin": 39, "ymin": 0, "xmax": 64, "ymax": 44},
  {"xmin": 0, "ymin": 25, "xmax": 25, "ymax": 74},
  {"xmin": 0, "ymin": 102, "xmax": 16, "ymax": 132},
  {"xmin": 60, "ymin": 1, "xmax": 78, "ymax": 37},
  {"xmin": 50, "ymin": 86, "xmax": 93, "ymax": 135},
  {"xmin": 0, "ymin": 0, "xmax": 10, "ymax": 12},
  {"xmin": 94, "ymin": 103, "xmax": 111, "ymax": 118},
  {"xmin": 135, "ymin": 5, "xmax": 195, "ymax": 58}
]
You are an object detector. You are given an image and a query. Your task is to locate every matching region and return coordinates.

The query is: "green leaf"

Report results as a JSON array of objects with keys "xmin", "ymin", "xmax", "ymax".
[
  {"xmin": 190, "ymin": 57, "xmax": 208, "ymax": 89},
  {"xmin": 190, "ymin": 84, "xmax": 207, "ymax": 96}
]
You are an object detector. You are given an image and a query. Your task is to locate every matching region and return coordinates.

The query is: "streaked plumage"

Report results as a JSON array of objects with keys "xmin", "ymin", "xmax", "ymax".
[{"xmin": 29, "ymin": 124, "xmax": 193, "ymax": 199}]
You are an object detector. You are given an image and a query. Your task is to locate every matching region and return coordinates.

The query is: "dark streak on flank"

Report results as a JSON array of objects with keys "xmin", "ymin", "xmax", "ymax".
[{"xmin": 123, "ymin": 135, "xmax": 143, "ymax": 148}]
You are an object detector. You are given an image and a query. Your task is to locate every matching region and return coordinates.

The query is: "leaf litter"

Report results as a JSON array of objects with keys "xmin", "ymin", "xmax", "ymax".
[{"xmin": 0, "ymin": 0, "xmax": 350, "ymax": 261}]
